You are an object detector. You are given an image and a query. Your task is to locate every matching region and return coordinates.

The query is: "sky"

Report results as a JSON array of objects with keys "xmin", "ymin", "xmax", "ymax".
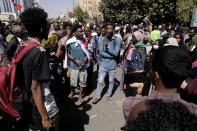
[{"xmin": 39, "ymin": 0, "xmax": 75, "ymax": 18}]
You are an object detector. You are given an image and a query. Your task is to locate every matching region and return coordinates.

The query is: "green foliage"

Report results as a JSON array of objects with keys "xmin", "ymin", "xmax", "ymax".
[
  {"xmin": 83, "ymin": 11, "xmax": 89, "ymax": 19},
  {"xmin": 176, "ymin": 0, "xmax": 196, "ymax": 24},
  {"xmin": 74, "ymin": 6, "xmax": 89, "ymax": 22},
  {"xmin": 74, "ymin": 6, "xmax": 84, "ymax": 22},
  {"xmin": 99, "ymin": 0, "xmax": 197, "ymax": 25}
]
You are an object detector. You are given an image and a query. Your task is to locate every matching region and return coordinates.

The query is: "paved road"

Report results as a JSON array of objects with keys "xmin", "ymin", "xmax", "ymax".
[
  {"xmin": 76, "ymin": 67, "xmax": 125, "ymax": 131},
  {"xmin": 0, "ymin": 66, "xmax": 125, "ymax": 131},
  {"xmin": 57, "ymin": 66, "xmax": 125, "ymax": 131}
]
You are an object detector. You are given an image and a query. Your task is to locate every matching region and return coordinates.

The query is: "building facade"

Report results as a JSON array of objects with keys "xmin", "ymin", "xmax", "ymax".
[
  {"xmin": 0, "ymin": 0, "xmax": 36, "ymax": 14},
  {"xmin": 34, "ymin": 0, "xmax": 39, "ymax": 7},
  {"xmin": 0, "ymin": 0, "xmax": 36, "ymax": 21},
  {"xmin": 76, "ymin": 0, "xmax": 102, "ymax": 19}
]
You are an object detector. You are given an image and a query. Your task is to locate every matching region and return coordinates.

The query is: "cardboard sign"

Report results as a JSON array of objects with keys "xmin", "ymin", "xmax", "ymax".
[
  {"xmin": 0, "ymin": 14, "xmax": 15, "ymax": 22},
  {"xmin": 191, "ymin": 8, "xmax": 197, "ymax": 27}
]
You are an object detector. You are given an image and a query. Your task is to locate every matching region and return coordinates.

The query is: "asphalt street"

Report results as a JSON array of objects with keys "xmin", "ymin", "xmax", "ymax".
[
  {"xmin": 55, "ymin": 66, "xmax": 125, "ymax": 131},
  {"xmin": 77, "ymin": 67, "xmax": 125, "ymax": 131}
]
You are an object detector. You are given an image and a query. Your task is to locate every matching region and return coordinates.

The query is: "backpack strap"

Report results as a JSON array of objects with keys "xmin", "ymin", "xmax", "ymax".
[{"xmin": 14, "ymin": 43, "xmax": 40, "ymax": 63}]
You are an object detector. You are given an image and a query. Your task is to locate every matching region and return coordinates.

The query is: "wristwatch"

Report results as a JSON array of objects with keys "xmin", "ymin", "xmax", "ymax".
[{"xmin": 72, "ymin": 57, "xmax": 75, "ymax": 62}]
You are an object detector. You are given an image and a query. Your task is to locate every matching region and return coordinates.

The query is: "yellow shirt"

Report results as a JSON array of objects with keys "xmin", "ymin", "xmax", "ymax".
[
  {"xmin": 41, "ymin": 34, "xmax": 59, "ymax": 49},
  {"xmin": 6, "ymin": 34, "xmax": 14, "ymax": 43}
]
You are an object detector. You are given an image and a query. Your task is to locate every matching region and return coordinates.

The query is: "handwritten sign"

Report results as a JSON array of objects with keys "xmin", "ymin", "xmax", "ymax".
[
  {"xmin": 0, "ymin": 14, "xmax": 15, "ymax": 21},
  {"xmin": 191, "ymin": 8, "xmax": 197, "ymax": 27}
]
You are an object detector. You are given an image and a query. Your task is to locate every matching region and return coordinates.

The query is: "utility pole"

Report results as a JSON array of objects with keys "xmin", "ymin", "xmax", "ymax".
[
  {"xmin": 67, "ymin": 5, "xmax": 69, "ymax": 13},
  {"xmin": 73, "ymin": 0, "xmax": 75, "ymax": 12}
]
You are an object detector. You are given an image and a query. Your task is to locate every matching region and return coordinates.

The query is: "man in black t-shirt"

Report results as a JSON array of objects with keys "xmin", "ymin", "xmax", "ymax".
[{"xmin": 15, "ymin": 8, "xmax": 59, "ymax": 131}]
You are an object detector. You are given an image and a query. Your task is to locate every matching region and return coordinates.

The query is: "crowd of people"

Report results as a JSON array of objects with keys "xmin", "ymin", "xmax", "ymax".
[{"xmin": 0, "ymin": 7, "xmax": 197, "ymax": 131}]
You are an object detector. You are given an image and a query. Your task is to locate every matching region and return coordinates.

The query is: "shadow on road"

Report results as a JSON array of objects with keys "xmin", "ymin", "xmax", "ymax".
[
  {"xmin": 51, "ymin": 77, "xmax": 91, "ymax": 131},
  {"xmin": 58, "ymin": 97, "xmax": 91, "ymax": 131},
  {"xmin": 83, "ymin": 69, "xmax": 98, "ymax": 97}
]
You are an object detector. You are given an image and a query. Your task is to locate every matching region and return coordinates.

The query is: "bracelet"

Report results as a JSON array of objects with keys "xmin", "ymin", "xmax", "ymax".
[{"xmin": 72, "ymin": 57, "xmax": 75, "ymax": 62}]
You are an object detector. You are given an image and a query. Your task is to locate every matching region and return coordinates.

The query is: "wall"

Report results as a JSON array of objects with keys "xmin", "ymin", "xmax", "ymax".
[{"xmin": 76, "ymin": 0, "xmax": 102, "ymax": 19}]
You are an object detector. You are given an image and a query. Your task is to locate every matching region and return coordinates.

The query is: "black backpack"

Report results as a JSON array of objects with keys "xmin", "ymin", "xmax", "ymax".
[
  {"xmin": 135, "ymin": 46, "xmax": 147, "ymax": 71},
  {"xmin": 112, "ymin": 36, "xmax": 121, "ymax": 64}
]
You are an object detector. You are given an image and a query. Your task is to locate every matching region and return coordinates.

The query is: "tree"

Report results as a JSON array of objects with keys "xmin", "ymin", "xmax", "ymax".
[
  {"xmin": 74, "ymin": 6, "xmax": 84, "ymax": 22},
  {"xmin": 176, "ymin": 0, "xmax": 196, "ymax": 24},
  {"xmin": 99, "ymin": 0, "xmax": 196, "ymax": 25},
  {"xmin": 83, "ymin": 10, "xmax": 89, "ymax": 19},
  {"xmin": 74, "ymin": 6, "xmax": 89, "ymax": 22}
]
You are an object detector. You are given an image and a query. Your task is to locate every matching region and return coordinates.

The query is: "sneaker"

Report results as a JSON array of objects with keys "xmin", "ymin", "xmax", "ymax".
[
  {"xmin": 92, "ymin": 98, "xmax": 100, "ymax": 104},
  {"xmin": 106, "ymin": 96, "xmax": 111, "ymax": 103}
]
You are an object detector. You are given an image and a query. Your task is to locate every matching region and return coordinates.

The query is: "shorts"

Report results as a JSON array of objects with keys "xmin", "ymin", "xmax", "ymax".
[{"xmin": 70, "ymin": 69, "xmax": 87, "ymax": 87}]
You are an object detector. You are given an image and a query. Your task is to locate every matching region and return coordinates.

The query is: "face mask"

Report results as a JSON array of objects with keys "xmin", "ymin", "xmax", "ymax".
[
  {"xmin": 144, "ymin": 40, "xmax": 149, "ymax": 44},
  {"xmin": 153, "ymin": 45, "xmax": 159, "ymax": 50},
  {"xmin": 132, "ymin": 38, "xmax": 138, "ymax": 44},
  {"xmin": 189, "ymin": 34, "xmax": 194, "ymax": 38}
]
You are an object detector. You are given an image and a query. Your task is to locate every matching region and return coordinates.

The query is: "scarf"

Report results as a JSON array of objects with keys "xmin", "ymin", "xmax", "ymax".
[{"xmin": 64, "ymin": 37, "xmax": 90, "ymax": 68}]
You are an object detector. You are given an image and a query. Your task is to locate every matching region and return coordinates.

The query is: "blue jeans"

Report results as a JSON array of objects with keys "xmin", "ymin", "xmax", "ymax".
[{"xmin": 96, "ymin": 66, "xmax": 116, "ymax": 99}]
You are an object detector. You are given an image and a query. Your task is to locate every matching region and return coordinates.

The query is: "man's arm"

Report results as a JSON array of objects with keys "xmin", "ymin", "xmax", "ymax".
[
  {"xmin": 67, "ymin": 48, "xmax": 82, "ymax": 67},
  {"xmin": 99, "ymin": 37, "xmax": 113, "ymax": 58},
  {"xmin": 67, "ymin": 50, "xmax": 72, "ymax": 59},
  {"xmin": 31, "ymin": 80, "xmax": 53, "ymax": 129},
  {"xmin": 41, "ymin": 34, "xmax": 58, "ymax": 49},
  {"xmin": 41, "ymin": 29, "xmax": 66, "ymax": 49},
  {"xmin": 56, "ymin": 40, "xmax": 62, "ymax": 58},
  {"xmin": 107, "ymin": 37, "xmax": 121, "ymax": 57}
]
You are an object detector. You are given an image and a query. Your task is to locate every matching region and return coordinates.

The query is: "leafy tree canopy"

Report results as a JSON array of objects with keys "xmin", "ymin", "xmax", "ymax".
[
  {"xmin": 99, "ymin": 0, "xmax": 197, "ymax": 25},
  {"xmin": 74, "ymin": 6, "xmax": 89, "ymax": 22}
]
